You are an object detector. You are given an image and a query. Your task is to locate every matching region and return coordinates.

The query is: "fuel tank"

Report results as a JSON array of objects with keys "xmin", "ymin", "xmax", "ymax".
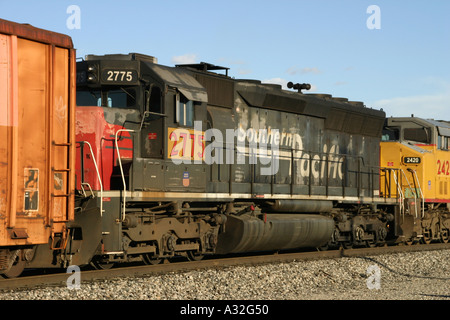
[
  {"xmin": 215, "ymin": 214, "xmax": 334, "ymax": 254},
  {"xmin": 266, "ymin": 200, "xmax": 333, "ymax": 213}
]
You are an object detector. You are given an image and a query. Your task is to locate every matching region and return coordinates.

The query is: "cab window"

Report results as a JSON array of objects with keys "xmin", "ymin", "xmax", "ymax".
[
  {"xmin": 403, "ymin": 127, "xmax": 430, "ymax": 144},
  {"xmin": 381, "ymin": 127, "xmax": 399, "ymax": 141},
  {"xmin": 176, "ymin": 94, "xmax": 194, "ymax": 127},
  {"xmin": 77, "ymin": 87, "xmax": 137, "ymax": 109}
]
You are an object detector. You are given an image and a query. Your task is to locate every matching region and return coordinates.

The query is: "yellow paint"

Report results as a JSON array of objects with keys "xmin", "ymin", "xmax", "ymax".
[
  {"xmin": 168, "ymin": 127, "xmax": 205, "ymax": 162},
  {"xmin": 380, "ymin": 141, "xmax": 450, "ymax": 201}
]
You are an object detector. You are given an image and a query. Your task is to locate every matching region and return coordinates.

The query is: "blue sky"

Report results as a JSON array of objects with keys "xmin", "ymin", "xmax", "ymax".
[{"xmin": 1, "ymin": 0, "xmax": 449, "ymax": 119}]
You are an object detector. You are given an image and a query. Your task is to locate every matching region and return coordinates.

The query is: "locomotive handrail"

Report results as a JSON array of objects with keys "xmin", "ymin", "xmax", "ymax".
[
  {"xmin": 80, "ymin": 182, "xmax": 94, "ymax": 198},
  {"xmin": 409, "ymin": 168, "xmax": 425, "ymax": 218},
  {"xmin": 380, "ymin": 167, "xmax": 401, "ymax": 199},
  {"xmin": 76, "ymin": 141, "xmax": 104, "ymax": 216},
  {"xmin": 115, "ymin": 129, "xmax": 136, "ymax": 221},
  {"xmin": 391, "ymin": 170, "xmax": 405, "ymax": 219},
  {"xmin": 221, "ymin": 143, "xmax": 379, "ymax": 199},
  {"xmin": 399, "ymin": 168, "xmax": 419, "ymax": 218}
]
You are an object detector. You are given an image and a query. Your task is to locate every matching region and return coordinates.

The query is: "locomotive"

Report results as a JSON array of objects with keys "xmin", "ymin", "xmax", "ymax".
[
  {"xmin": 58, "ymin": 52, "xmax": 395, "ymax": 269},
  {"xmin": 1, "ymin": 19, "xmax": 448, "ymax": 278},
  {"xmin": 380, "ymin": 117, "xmax": 450, "ymax": 244}
]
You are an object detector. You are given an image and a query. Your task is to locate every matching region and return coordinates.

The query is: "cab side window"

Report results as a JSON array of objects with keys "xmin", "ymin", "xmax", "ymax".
[
  {"xmin": 149, "ymin": 86, "xmax": 162, "ymax": 114},
  {"xmin": 439, "ymin": 136, "xmax": 449, "ymax": 150},
  {"xmin": 176, "ymin": 93, "xmax": 194, "ymax": 127}
]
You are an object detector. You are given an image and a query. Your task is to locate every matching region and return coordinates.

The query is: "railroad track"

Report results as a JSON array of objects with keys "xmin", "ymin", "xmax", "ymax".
[{"xmin": 1, "ymin": 243, "xmax": 449, "ymax": 291}]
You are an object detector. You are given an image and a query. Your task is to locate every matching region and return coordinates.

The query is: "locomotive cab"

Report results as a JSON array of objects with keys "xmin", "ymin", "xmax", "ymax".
[{"xmin": 75, "ymin": 53, "xmax": 209, "ymax": 193}]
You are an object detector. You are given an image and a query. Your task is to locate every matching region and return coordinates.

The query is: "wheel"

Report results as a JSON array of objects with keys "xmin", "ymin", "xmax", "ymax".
[
  {"xmin": 322, "ymin": 228, "xmax": 339, "ymax": 250},
  {"xmin": 365, "ymin": 240, "xmax": 377, "ymax": 248},
  {"xmin": 342, "ymin": 242, "xmax": 353, "ymax": 249},
  {"xmin": 440, "ymin": 229, "xmax": 449, "ymax": 244},
  {"xmin": 1, "ymin": 250, "xmax": 25, "ymax": 279},
  {"xmin": 187, "ymin": 251, "xmax": 204, "ymax": 261},
  {"xmin": 342, "ymin": 236, "xmax": 353, "ymax": 249},
  {"xmin": 90, "ymin": 258, "xmax": 114, "ymax": 270},
  {"xmin": 142, "ymin": 253, "xmax": 163, "ymax": 265},
  {"xmin": 353, "ymin": 226, "xmax": 366, "ymax": 248},
  {"xmin": 421, "ymin": 229, "xmax": 432, "ymax": 244},
  {"xmin": 376, "ymin": 227, "xmax": 388, "ymax": 247}
]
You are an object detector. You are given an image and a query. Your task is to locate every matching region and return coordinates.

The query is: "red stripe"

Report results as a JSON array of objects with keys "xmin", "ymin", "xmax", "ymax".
[{"xmin": 425, "ymin": 199, "xmax": 450, "ymax": 203}]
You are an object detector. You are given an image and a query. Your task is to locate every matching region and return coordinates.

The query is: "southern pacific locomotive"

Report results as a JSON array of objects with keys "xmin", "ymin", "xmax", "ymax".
[{"xmin": 0, "ymin": 19, "xmax": 448, "ymax": 277}]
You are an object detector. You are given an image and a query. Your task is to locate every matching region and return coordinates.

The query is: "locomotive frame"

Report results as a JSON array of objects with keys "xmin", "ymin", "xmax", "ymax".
[{"xmin": 60, "ymin": 52, "xmax": 398, "ymax": 269}]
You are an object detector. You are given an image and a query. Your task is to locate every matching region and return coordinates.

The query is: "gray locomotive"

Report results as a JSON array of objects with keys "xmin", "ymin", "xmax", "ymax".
[{"xmin": 29, "ymin": 53, "xmax": 396, "ymax": 269}]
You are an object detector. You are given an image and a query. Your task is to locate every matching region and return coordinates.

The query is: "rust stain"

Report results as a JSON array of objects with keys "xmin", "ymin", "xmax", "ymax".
[{"xmin": 0, "ymin": 19, "xmax": 73, "ymax": 49}]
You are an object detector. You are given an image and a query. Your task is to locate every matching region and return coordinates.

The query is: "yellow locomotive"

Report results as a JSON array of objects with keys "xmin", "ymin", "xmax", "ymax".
[{"xmin": 380, "ymin": 116, "xmax": 450, "ymax": 243}]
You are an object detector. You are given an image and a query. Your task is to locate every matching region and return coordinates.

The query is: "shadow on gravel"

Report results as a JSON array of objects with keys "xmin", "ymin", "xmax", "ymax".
[
  {"xmin": 418, "ymin": 293, "xmax": 450, "ymax": 298},
  {"xmin": 359, "ymin": 256, "xmax": 450, "ymax": 281}
]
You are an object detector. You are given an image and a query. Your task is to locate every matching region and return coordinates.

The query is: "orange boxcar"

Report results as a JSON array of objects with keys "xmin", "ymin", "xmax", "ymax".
[{"xmin": 0, "ymin": 19, "xmax": 76, "ymax": 277}]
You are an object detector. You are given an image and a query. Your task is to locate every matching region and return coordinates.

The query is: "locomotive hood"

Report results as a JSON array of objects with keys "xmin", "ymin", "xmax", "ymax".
[
  {"xmin": 141, "ymin": 62, "xmax": 208, "ymax": 103},
  {"xmin": 235, "ymin": 80, "xmax": 386, "ymax": 138}
]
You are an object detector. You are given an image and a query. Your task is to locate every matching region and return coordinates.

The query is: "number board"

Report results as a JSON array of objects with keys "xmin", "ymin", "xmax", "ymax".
[
  {"xmin": 101, "ymin": 69, "xmax": 138, "ymax": 84},
  {"xmin": 403, "ymin": 157, "xmax": 421, "ymax": 164}
]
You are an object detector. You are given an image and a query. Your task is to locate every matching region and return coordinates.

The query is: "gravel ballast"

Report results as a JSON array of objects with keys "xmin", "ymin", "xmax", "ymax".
[{"xmin": 0, "ymin": 249, "xmax": 449, "ymax": 300}]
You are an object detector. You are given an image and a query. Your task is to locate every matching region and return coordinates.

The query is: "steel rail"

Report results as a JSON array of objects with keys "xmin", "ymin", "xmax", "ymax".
[{"xmin": 0, "ymin": 243, "xmax": 449, "ymax": 291}]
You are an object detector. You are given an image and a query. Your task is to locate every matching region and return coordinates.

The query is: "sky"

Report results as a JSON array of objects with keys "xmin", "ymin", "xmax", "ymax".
[{"xmin": 1, "ymin": 0, "xmax": 449, "ymax": 120}]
